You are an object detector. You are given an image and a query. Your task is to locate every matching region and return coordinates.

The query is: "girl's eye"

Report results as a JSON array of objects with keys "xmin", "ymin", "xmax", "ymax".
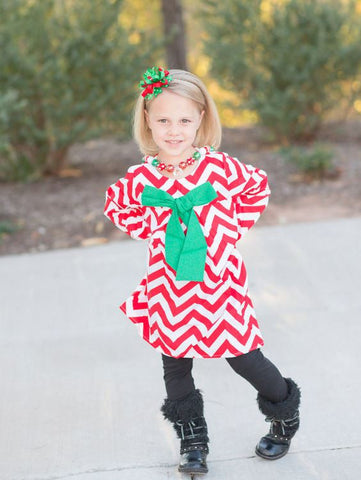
[
  {"xmin": 158, "ymin": 119, "xmax": 167, "ymax": 123},
  {"xmin": 181, "ymin": 119, "xmax": 191, "ymax": 124}
]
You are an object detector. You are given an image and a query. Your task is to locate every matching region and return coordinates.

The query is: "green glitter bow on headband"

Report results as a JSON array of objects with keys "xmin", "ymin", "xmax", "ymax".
[{"xmin": 139, "ymin": 66, "xmax": 173, "ymax": 100}]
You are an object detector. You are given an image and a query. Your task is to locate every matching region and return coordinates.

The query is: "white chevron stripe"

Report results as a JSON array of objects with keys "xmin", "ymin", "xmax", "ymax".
[
  {"xmin": 161, "ymin": 325, "xmax": 262, "ymax": 358},
  {"xmin": 149, "ymin": 324, "xmax": 203, "ymax": 355},
  {"xmin": 147, "ymin": 276, "xmax": 231, "ymax": 310},
  {"xmin": 149, "ymin": 313, "xmax": 210, "ymax": 342},
  {"xmin": 202, "ymin": 201, "xmax": 235, "ymax": 232},
  {"xmin": 147, "ymin": 250, "xmax": 244, "ymax": 295},
  {"xmin": 208, "ymin": 243, "xmax": 236, "ymax": 276},
  {"xmin": 147, "ymin": 247, "xmax": 246, "ymax": 293},
  {"xmin": 148, "ymin": 296, "xmax": 229, "ymax": 330},
  {"xmin": 147, "ymin": 295, "xmax": 255, "ymax": 346},
  {"xmin": 202, "ymin": 327, "xmax": 260, "ymax": 358}
]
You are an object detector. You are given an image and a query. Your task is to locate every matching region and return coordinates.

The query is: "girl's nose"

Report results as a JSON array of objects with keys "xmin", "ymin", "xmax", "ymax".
[{"xmin": 168, "ymin": 123, "xmax": 180, "ymax": 136}]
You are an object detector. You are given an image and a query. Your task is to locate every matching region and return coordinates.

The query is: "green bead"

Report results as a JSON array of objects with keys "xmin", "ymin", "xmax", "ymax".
[
  {"xmin": 152, "ymin": 158, "xmax": 159, "ymax": 167},
  {"xmin": 210, "ymin": 146, "xmax": 215, "ymax": 152},
  {"xmin": 193, "ymin": 150, "xmax": 201, "ymax": 160}
]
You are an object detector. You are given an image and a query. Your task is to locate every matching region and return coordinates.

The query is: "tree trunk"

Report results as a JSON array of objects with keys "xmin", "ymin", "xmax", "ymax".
[{"xmin": 161, "ymin": 0, "xmax": 188, "ymax": 70}]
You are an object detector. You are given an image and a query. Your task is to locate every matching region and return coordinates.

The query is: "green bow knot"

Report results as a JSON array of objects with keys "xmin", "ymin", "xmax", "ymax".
[
  {"xmin": 176, "ymin": 195, "xmax": 193, "ymax": 214},
  {"xmin": 141, "ymin": 182, "xmax": 218, "ymax": 281}
]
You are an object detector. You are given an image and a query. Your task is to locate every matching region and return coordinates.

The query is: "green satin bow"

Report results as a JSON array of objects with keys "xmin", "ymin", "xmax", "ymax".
[{"xmin": 141, "ymin": 182, "xmax": 218, "ymax": 281}]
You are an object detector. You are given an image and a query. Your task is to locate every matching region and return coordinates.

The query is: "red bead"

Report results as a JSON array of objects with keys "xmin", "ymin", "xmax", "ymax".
[
  {"xmin": 179, "ymin": 161, "xmax": 187, "ymax": 169},
  {"xmin": 158, "ymin": 163, "xmax": 166, "ymax": 171},
  {"xmin": 166, "ymin": 164, "xmax": 175, "ymax": 172},
  {"xmin": 187, "ymin": 158, "xmax": 195, "ymax": 165}
]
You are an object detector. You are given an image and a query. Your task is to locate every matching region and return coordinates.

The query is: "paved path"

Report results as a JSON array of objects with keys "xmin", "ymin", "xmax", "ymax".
[{"xmin": 1, "ymin": 217, "xmax": 361, "ymax": 480}]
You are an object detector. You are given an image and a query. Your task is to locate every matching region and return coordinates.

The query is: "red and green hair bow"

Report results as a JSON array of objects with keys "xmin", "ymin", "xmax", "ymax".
[{"xmin": 139, "ymin": 66, "xmax": 173, "ymax": 100}]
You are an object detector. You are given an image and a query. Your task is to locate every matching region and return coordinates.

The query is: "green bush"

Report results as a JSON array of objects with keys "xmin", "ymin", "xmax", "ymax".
[
  {"xmin": 0, "ymin": 89, "xmax": 34, "ymax": 181},
  {"xmin": 0, "ymin": 0, "xmax": 159, "ymax": 181},
  {"xmin": 0, "ymin": 219, "xmax": 20, "ymax": 244},
  {"xmin": 201, "ymin": 0, "xmax": 361, "ymax": 141},
  {"xmin": 280, "ymin": 144, "xmax": 334, "ymax": 179}
]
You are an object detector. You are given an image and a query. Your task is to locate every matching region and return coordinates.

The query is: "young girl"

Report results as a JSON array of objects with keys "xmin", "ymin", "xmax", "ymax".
[{"xmin": 104, "ymin": 67, "xmax": 301, "ymax": 475}]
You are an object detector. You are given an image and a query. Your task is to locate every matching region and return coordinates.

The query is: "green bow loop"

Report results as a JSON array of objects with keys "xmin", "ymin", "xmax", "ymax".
[
  {"xmin": 141, "ymin": 186, "xmax": 174, "ymax": 209},
  {"xmin": 141, "ymin": 182, "xmax": 218, "ymax": 281}
]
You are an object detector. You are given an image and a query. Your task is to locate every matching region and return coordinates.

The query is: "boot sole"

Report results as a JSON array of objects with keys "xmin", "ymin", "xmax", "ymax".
[
  {"xmin": 255, "ymin": 445, "xmax": 290, "ymax": 460},
  {"xmin": 178, "ymin": 466, "xmax": 208, "ymax": 475}
]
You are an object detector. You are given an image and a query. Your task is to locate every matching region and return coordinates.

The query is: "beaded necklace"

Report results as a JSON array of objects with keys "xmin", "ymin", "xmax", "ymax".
[{"xmin": 145, "ymin": 150, "xmax": 202, "ymax": 177}]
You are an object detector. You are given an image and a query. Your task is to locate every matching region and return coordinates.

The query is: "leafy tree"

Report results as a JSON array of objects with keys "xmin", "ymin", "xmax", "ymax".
[
  {"xmin": 201, "ymin": 0, "xmax": 361, "ymax": 141},
  {"xmin": 0, "ymin": 0, "xmax": 159, "ymax": 180}
]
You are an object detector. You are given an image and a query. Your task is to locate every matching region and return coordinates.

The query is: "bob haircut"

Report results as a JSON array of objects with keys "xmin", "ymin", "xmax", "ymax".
[{"xmin": 133, "ymin": 69, "xmax": 222, "ymax": 156}]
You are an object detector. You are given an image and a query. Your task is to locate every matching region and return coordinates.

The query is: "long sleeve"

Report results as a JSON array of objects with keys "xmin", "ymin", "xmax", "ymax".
[
  {"xmin": 224, "ymin": 154, "xmax": 270, "ymax": 239},
  {"xmin": 104, "ymin": 173, "xmax": 150, "ymax": 240}
]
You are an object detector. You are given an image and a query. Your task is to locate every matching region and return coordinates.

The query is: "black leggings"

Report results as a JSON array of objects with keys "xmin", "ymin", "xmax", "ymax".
[{"xmin": 162, "ymin": 349, "xmax": 288, "ymax": 403}]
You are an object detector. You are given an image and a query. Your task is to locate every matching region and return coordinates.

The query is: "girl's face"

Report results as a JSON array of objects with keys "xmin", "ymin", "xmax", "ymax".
[{"xmin": 145, "ymin": 91, "xmax": 204, "ymax": 163}]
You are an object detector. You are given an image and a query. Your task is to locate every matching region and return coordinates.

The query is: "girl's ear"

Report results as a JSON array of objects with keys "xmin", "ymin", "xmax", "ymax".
[
  {"xmin": 198, "ymin": 110, "xmax": 205, "ymax": 128},
  {"xmin": 144, "ymin": 110, "xmax": 151, "ymax": 129}
]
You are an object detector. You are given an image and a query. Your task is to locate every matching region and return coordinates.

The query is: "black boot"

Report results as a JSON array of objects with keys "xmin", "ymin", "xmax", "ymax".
[
  {"xmin": 161, "ymin": 389, "xmax": 209, "ymax": 475},
  {"xmin": 255, "ymin": 378, "xmax": 301, "ymax": 460}
]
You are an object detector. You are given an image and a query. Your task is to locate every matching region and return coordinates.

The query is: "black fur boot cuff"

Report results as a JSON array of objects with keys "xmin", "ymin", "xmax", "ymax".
[
  {"xmin": 257, "ymin": 378, "xmax": 301, "ymax": 420},
  {"xmin": 161, "ymin": 389, "xmax": 204, "ymax": 424}
]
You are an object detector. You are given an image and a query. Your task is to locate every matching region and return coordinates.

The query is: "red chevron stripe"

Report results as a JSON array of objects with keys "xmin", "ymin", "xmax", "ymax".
[
  {"xmin": 144, "ymin": 335, "xmax": 173, "ymax": 356},
  {"xmin": 148, "ymin": 250, "xmax": 247, "ymax": 292},
  {"xmin": 133, "ymin": 314, "xmax": 262, "ymax": 360},
  {"xmin": 150, "ymin": 255, "xmax": 234, "ymax": 289},
  {"xmin": 148, "ymin": 287, "xmax": 229, "ymax": 321},
  {"xmin": 201, "ymin": 316, "xmax": 256, "ymax": 348},
  {"xmin": 148, "ymin": 303, "xmax": 221, "ymax": 332},
  {"xmin": 213, "ymin": 340, "xmax": 243, "ymax": 357},
  {"xmin": 210, "ymin": 244, "xmax": 237, "ymax": 267},
  {"xmin": 148, "ymin": 264, "xmax": 233, "ymax": 296},
  {"xmin": 147, "ymin": 301, "xmax": 259, "ymax": 351},
  {"xmin": 206, "ymin": 171, "xmax": 231, "ymax": 188},
  {"xmin": 250, "ymin": 334, "xmax": 265, "ymax": 351},
  {"xmin": 206, "ymin": 215, "xmax": 238, "ymax": 237},
  {"xmin": 148, "ymin": 250, "xmax": 245, "ymax": 295},
  {"xmin": 153, "ymin": 323, "xmax": 205, "ymax": 350},
  {"xmin": 237, "ymin": 193, "xmax": 269, "ymax": 206},
  {"xmin": 212, "ymin": 338, "xmax": 262, "ymax": 358},
  {"xmin": 132, "ymin": 166, "xmax": 167, "ymax": 187},
  {"xmin": 106, "ymin": 207, "xmax": 149, "ymax": 239},
  {"xmin": 120, "ymin": 304, "xmax": 149, "ymax": 337}
]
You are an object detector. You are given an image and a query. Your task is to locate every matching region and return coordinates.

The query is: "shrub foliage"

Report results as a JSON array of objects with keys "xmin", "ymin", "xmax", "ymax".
[
  {"xmin": 280, "ymin": 144, "xmax": 334, "ymax": 179},
  {"xmin": 0, "ymin": 0, "xmax": 158, "ymax": 180},
  {"xmin": 201, "ymin": 0, "xmax": 361, "ymax": 141}
]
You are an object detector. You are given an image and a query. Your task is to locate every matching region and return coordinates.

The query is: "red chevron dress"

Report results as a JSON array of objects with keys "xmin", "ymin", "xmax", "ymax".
[{"xmin": 104, "ymin": 146, "xmax": 270, "ymax": 358}]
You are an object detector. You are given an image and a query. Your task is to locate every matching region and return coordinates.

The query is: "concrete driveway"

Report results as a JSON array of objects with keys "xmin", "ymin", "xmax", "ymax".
[{"xmin": 1, "ymin": 217, "xmax": 360, "ymax": 479}]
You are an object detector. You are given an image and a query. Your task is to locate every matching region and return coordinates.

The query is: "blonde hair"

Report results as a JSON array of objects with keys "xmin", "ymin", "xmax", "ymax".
[{"xmin": 133, "ymin": 69, "xmax": 222, "ymax": 156}]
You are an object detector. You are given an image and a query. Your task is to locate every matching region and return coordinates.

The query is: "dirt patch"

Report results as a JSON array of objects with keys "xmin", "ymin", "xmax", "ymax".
[{"xmin": 1, "ymin": 121, "xmax": 361, "ymax": 256}]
